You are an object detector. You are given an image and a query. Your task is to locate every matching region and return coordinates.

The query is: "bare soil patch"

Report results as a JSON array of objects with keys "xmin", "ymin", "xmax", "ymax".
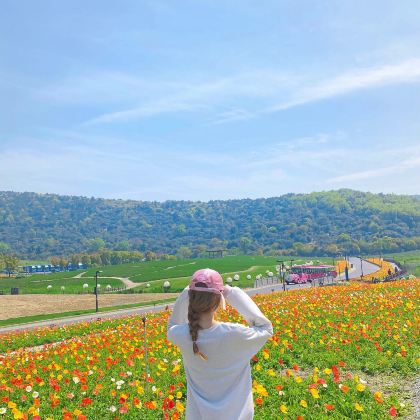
[{"xmin": 0, "ymin": 293, "xmax": 178, "ymax": 320}]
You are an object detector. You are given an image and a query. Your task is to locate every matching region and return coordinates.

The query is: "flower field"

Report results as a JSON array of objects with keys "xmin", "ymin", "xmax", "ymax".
[{"xmin": 0, "ymin": 280, "xmax": 419, "ymax": 419}]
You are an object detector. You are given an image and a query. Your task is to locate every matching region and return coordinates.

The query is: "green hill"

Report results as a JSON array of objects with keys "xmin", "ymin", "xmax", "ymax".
[{"xmin": 0, "ymin": 189, "xmax": 419, "ymax": 258}]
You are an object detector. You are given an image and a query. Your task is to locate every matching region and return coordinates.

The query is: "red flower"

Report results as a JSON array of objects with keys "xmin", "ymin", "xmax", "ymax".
[
  {"xmin": 81, "ymin": 397, "xmax": 93, "ymax": 407},
  {"xmin": 255, "ymin": 397, "xmax": 263, "ymax": 406},
  {"xmin": 325, "ymin": 404, "xmax": 335, "ymax": 411},
  {"xmin": 389, "ymin": 406, "xmax": 397, "ymax": 417}
]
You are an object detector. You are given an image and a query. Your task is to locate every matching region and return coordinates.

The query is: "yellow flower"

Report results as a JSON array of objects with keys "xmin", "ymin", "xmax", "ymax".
[
  {"xmin": 355, "ymin": 402, "xmax": 364, "ymax": 412},
  {"xmin": 137, "ymin": 386, "xmax": 144, "ymax": 394},
  {"xmin": 300, "ymin": 399, "xmax": 308, "ymax": 408},
  {"xmin": 13, "ymin": 410, "xmax": 23, "ymax": 420},
  {"xmin": 310, "ymin": 388, "xmax": 320, "ymax": 399},
  {"xmin": 295, "ymin": 376, "xmax": 303, "ymax": 383},
  {"xmin": 176, "ymin": 391, "xmax": 183, "ymax": 399},
  {"xmin": 323, "ymin": 368, "xmax": 332, "ymax": 375},
  {"xmin": 176, "ymin": 401, "xmax": 185, "ymax": 413},
  {"xmin": 73, "ymin": 409, "xmax": 82, "ymax": 416},
  {"xmin": 268, "ymin": 369, "xmax": 276, "ymax": 377},
  {"xmin": 172, "ymin": 365, "xmax": 180, "ymax": 374},
  {"xmin": 356, "ymin": 383, "xmax": 365, "ymax": 392},
  {"xmin": 280, "ymin": 404, "xmax": 288, "ymax": 413}
]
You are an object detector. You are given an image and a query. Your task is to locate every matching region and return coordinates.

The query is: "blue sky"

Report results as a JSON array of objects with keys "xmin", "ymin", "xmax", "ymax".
[{"xmin": 1, "ymin": 0, "xmax": 420, "ymax": 201}]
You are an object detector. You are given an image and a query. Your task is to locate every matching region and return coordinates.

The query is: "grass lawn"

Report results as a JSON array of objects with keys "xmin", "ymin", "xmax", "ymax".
[
  {"xmin": 384, "ymin": 250, "xmax": 420, "ymax": 276},
  {"xmin": 0, "ymin": 275, "xmax": 124, "ymax": 294},
  {"xmin": 83, "ymin": 255, "xmax": 332, "ymax": 283}
]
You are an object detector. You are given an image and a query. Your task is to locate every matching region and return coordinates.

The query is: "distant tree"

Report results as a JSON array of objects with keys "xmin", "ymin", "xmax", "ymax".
[
  {"xmin": 81, "ymin": 255, "xmax": 91, "ymax": 266},
  {"xmin": 3, "ymin": 254, "xmax": 19, "ymax": 277},
  {"xmin": 85, "ymin": 238, "xmax": 106, "ymax": 252},
  {"xmin": 145, "ymin": 251, "xmax": 157, "ymax": 261},
  {"xmin": 115, "ymin": 240, "xmax": 130, "ymax": 251},
  {"xmin": 177, "ymin": 246, "xmax": 192, "ymax": 260},
  {"xmin": 239, "ymin": 236, "xmax": 252, "ymax": 254},
  {"xmin": 50, "ymin": 256, "xmax": 61, "ymax": 266},
  {"xmin": 70, "ymin": 254, "xmax": 80, "ymax": 266},
  {"xmin": 111, "ymin": 252, "xmax": 123, "ymax": 265},
  {"xmin": 0, "ymin": 242, "xmax": 10, "ymax": 254}
]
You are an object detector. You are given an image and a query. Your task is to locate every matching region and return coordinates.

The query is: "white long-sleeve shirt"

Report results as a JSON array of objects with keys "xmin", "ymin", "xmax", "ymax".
[{"xmin": 167, "ymin": 284, "xmax": 273, "ymax": 420}]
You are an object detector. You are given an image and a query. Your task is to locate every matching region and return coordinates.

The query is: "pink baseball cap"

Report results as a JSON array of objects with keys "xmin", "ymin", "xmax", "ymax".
[{"xmin": 189, "ymin": 268, "xmax": 224, "ymax": 295}]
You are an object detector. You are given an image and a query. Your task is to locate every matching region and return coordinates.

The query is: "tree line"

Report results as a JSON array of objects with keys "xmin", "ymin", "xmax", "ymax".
[{"xmin": 0, "ymin": 189, "xmax": 419, "ymax": 259}]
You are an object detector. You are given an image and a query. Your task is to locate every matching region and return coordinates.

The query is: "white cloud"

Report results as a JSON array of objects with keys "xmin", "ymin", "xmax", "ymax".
[
  {"xmin": 328, "ymin": 155, "xmax": 420, "ymax": 183},
  {"xmin": 77, "ymin": 57, "xmax": 420, "ymax": 125},
  {"xmin": 268, "ymin": 58, "xmax": 420, "ymax": 112}
]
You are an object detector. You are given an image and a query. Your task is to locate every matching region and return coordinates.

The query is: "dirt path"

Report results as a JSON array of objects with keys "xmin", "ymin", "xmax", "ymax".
[
  {"xmin": 0, "ymin": 293, "xmax": 178, "ymax": 320},
  {"xmin": 102, "ymin": 276, "xmax": 138, "ymax": 289}
]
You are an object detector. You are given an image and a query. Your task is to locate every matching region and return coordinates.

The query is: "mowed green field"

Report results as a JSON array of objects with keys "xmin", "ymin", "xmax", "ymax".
[
  {"xmin": 385, "ymin": 250, "xmax": 420, "ymax": 276},
  {"xmin": 113, "ymin": 255, "xmax": 333, "ymax": 293},
  {"xmin": 83, "ymin": 255, "xmax": 331, "ymax": 281},
  {"xmin": 0, "ymin": 274, "xmax": 124, "ymax": 294},
  {"xmin": 1, "ymin": 255, "xmax": 334, "ymax": 294}
]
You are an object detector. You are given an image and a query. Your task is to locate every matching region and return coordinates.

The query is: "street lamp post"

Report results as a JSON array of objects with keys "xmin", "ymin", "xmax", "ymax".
[
  {"xmin": 359, "ymin": 256, "xmax": 364, "ymax": 279},
  {"xmin": 95, "ymin": 270, "xmax": 102, "ymax": 313},
  {"xmin": 277, "ymin": 260, "xmax": 286, "ymax": 291}
]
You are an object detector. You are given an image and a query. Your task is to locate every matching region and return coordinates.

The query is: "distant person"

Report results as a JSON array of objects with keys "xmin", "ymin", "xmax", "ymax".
[
  {"xmin": 167, "ymin": 268, "xmax": 273, "ymax": 420},
  {"xmin": 388, "ymin": 268, "xmax": 392, "ymax": 276}
]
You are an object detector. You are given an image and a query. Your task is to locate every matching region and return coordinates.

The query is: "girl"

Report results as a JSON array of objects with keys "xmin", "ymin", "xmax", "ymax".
[{"xmin": 167, "ymin": 268, "xmax": 273, "ymax": 420}]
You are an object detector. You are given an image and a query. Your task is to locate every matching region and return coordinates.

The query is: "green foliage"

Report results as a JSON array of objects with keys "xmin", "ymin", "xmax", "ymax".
[{"xmin": 0, "ymin": 190, "xmax": 419, "ymax": 258}]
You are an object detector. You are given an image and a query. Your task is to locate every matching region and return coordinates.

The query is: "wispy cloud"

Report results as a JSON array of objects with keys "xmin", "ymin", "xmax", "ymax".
[
  {"xmin": 328, "ymin": 155, "xmax": 420, "ymax": 183},
  {"xmin": 79, "ymin": 58, "xmax": 420, "ymax": 125},
  {"xmin": 267, "ymin": 58, "xmax": 420, "ymax": 112}
]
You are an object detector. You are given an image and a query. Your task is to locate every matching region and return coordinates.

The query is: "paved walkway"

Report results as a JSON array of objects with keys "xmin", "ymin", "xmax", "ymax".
[{"xmin": 337, "ymin": 257, "xmax": 380, "ymax": 280}]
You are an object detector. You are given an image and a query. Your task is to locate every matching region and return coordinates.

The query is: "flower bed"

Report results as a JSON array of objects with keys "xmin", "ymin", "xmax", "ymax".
[{"xmin": 0, "ymin": 280, "xmax": 418, "ymax": 419}]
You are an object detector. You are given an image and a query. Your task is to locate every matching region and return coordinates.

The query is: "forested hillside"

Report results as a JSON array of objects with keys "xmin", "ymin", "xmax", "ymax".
[{"xmin": 0, "ymin": 190, "xmax": 419, "ymax": 258}]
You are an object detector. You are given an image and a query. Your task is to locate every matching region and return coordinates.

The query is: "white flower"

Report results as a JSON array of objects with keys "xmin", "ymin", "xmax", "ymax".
[
  {"xmin": 359, "ymin": 378, "xmax": 367, "ymax": 384},
  {"xmin": 25, "ymin": 385, "xmax": 32, "ymax": 392},
  {"xmin": 278, "ymin": 391, "xmax": 285, "ymax": 396},
  {"xmin": 109, "ymin": 406, "xmax": 117, "ymax": 413},
  {"xmin": 111, "ymin": 378, "xmax": 115, "ymax": 382},
  {"xmin": 32, "ymin": 391, "xmax": 39, "ymax": 398},
  {"xmin": 0, "ymin": 407, "xmax": 7, "ymax": 415},
  {"xmin": 163, "ymin": 359, "xmax": 168, "ymax": 363},
  {"xmin": 126, "ymin": 371, "xmax": 132, "ymax": 376},
  {"xmin": 116, "ymin": 380, "xmax": 125, "ymax": 386},
  {"xmin": 72, "ymin": 376, "xmax": 80, "ymax": 384},
  {"xmin": 152, "ymin": 385, "xmax": 157, "ymax": 392},
  {"xmin": 322, "ymin": 383, "xmax": 328, "ymax": 388},
  {"xmin": 88, "ymin": 370, "xmax": 93, "ymax": 375}
]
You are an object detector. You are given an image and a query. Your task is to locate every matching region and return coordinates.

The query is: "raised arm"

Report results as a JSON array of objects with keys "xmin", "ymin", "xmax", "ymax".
[
  {"xmin": 223, "ymin": 285, "xmax": 273, "ymax": 357},
  {"xmin": 167, "ymin": 286, "xmax": 190, "ymax": 330}
]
